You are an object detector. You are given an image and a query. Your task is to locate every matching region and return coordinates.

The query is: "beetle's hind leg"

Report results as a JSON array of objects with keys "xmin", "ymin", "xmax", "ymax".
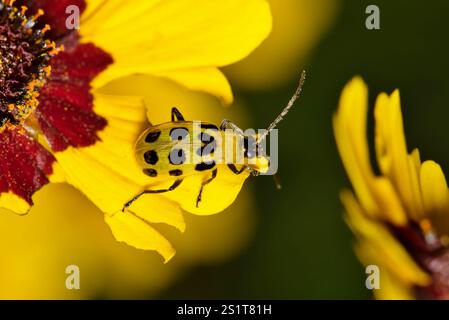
[
  {"xmin": 122, "ymin": 179, "xmax": 183, "ymax": 212},
  {"xmin": 196, "ymin": 169, "xmax": 218, "ymax": 208}
]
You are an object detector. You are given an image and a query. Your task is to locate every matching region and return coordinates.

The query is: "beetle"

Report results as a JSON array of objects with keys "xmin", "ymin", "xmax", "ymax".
[{"xmin": 123, "ymin": 71, "xmax": 306, "ymax": 212}]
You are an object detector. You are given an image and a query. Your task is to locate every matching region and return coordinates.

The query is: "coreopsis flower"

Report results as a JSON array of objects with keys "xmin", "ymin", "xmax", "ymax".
[
  {"xmin": 334, "ymin": 77, "xmax": 449, "ymax": 299},
  {"xmin": 0, "ymin": 0, "xmax": 271, "ymax": 261},
  {"xmin": 0, "ymin": 78, "xmax": 256, "ymax": 299}
]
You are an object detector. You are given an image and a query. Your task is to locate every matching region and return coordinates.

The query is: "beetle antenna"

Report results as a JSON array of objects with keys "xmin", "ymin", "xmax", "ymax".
[{"xmin": 257, "ymin": 70, "xmax": 306, "ymax": 144}]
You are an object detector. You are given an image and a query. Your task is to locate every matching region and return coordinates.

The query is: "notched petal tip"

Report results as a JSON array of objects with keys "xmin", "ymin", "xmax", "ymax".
[{"xmin": 104, "ymin": 210, "xmax": 177, "ymax": 263}]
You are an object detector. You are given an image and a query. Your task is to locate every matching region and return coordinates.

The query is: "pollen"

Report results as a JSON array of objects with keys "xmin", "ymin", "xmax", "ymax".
[{"xmin": 0, "ymin": 0, "xmax": 59, "ymax": 131}]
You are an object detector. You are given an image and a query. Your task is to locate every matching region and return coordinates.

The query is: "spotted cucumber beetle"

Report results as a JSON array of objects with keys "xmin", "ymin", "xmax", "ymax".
[{"xmin": 123, "ymin": 71, "xmax": 307, "ymax": 212}]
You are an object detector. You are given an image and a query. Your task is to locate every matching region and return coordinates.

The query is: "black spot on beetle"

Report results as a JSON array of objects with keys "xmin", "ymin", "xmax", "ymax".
[
  {"xmin": 145, "ymin": 130, "xmax": 161, "ymax": 143},
  {"xmin": 199, "ymin": 132, "xmax": 215, "ymax": 143},
  {"xmin": 195, "ymin": 161, "xmax": 216, "ymax": 171},
  {"xmin": 144, "ymin": 150, "xmax": 159, "ymax": 165},
  {"xmin": 197, "ymin": 132, "xmax": 217, "ymax": 157},
  {"xmin": 143, "ymin": 168, "xmax": 158, "ymax": 177},
  {"xmin": 196, "ymin": 141, "xmax": 217, "ymax": 157},
  {"xmin": 169, "ymin": 169, "xmax": 183, "ymax": 177},
  {"xmin": 169, "ymin": 148, "xmax": 186, "ymax": 165},
  {"xmin": 170, "ymin": 127, "xmax": 189, "ymax": 141}
]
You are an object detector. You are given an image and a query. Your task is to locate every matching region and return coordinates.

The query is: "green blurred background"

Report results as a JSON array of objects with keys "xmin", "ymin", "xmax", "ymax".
[{"xmin": 160, "ymin": 0, "xmax": 449, "ymax": 299}]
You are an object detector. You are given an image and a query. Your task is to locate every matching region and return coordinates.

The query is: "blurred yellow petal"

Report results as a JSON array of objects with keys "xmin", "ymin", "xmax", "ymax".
[
  {"xmin": 333, "ymin": 77, "xmax": 407, "ymax": 225},
  {"xmin": 105, "ymin": 211, "xmax": 175, "ymax": 262},
  {"xmin": 334, "ymin": 77, "xmax": 375, "ymax": 214},
  {"xmin": 225, "ymin": 0, "xmax": 340, "ymax": 89},
  {"xmin": 354, "ymin": 242, "xmax": 416, "ymax": 300},
  {"xmin": 374, "ymin": 266, "xmax": 416, "ymax": 300},
  {"xmin": 0, "ymin": 183, "xmax": 184, "ymax": 298},
  {"xmin": 410, "ymin": 148, "xmax": 422, "ymax": 173},
  {"xmin": 368, "ymin": 179, "xmax": 408, "ymax": 225},
  {"xmin": 83, "ymin": 0, "xmax": 272, "ymax": 94},
  {"xmin": 342, "ymin": 190, "xmax": 431, "ymax": 287},
  {"xmin": 173, "ymin": 187, "xmax": 256, "ymax": 264},
  {"xmin": 420, "ymin": 161, "xmax": 449, "ymax": 214},
  {"xmin": 406, "ymin": 153, "xmax": 424, "ymax": 220},
  {"xmin": 374, "ymin": 91, "xmax": 424, "ymax": 220}
]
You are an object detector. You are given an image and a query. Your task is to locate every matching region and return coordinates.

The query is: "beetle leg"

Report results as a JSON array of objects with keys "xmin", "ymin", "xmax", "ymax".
[
  {"xmin": 122, "ymin": 179, "xmax": 183, "ymax": 212},
  {"xmin": 171, "ymin": 107, "xmax": 185, "ymax": 121},
  {"xmin": 196, "ymin": 169, "xmax": 218, "ymax": 208},
  {"xmin": 227, "ymin": 163, "xmax": 247, "ymax": 175}
]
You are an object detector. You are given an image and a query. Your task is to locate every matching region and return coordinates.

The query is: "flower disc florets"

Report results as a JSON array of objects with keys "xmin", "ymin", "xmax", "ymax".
[{"xmin": 0, "ymin": 1, "xmax": 58, "ymax": 130}]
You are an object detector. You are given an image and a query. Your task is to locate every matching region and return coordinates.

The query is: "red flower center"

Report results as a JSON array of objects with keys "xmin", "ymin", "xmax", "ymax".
[{"xmin": 0, "ymin": 1, "xmax": 57, "ymax": 130}]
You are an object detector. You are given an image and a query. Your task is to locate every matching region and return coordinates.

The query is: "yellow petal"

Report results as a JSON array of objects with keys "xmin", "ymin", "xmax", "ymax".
[
  {"xmin": 354, "ymin": 242, "xmax": 416, "ymax": 300},
  {"xmin": 368, "ymin": 178, "xmax": 408, "ymax": 225},
  {"xmin": 82, "ymin": 0, "xmax": 161, "ymax": 37},
  {"xmin": 333, "ymin": 78, "xmax": 374, "ymax": 212},
  {"xmin": 81, "ymin": 0, "xmax": 272, "ymax": 94},
  {"xmin": 83, "ymin": 0, "xmax": 107, "ymax": 19},
  {"xmin": 55, "ymin": 93, "xmax": 185, "ymax": 233},
  {"xmin": 0, "ymin": 193, "xmax": 30, "ymax": 215},
  {"xmin": 173, "ymin": 187, "xmax": 256, "ymax": 263},
  {"xmin": 105, "ymin": 211, "xmax": 175, "ymax": 262},
  {"xmin": 342, "ymin": 190, "xmax": 431, "ymax": 287},
  {"xmin": 410, "ymin": 148, "xmax": 422, "ymax": 173},
  {"xmin": 374, "ymin": 265, "xmax": 416, "ymax": 300},
  {"xmin": 162, "ymin": 165, "xmax": 250, "ymax": 216},
  {"xmin": 374, "ymin": 90, "xmax": 424, "ymax": 220},
  {"xmin": 151, "ymin": 67, "xmax": 233, "ymax": 105},
  {"xmin": 420, "ymin": 160, "xmax": 449, "ymax": 216},
  {"xmin": 49, "ymin": 161, "xmax": 66, "ymax": 184},
  {"xmin": 333, "ymin": 77, "xmax": 407, "ymax": 225}
]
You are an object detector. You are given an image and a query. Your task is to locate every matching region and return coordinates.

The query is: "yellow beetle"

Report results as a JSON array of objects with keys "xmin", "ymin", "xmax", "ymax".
[{"xmin": 123, "ymin": 71, "xmax": 306, "ymax": 212}]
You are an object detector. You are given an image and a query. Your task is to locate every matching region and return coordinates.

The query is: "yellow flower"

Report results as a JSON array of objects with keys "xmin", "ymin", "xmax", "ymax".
[
  {"xmin": 0, "ymin": 0, "xmax": 272, "ymax": 261},
  {"xmin": 334, "ymin": 77, "xmax": 449, "ymax": 299},
  {"xmin": 0, "ymin": 81, "xmax": 256, "ymax": 299}
]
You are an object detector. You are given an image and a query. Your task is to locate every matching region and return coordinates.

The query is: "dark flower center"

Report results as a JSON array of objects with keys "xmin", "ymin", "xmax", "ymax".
[
  {"xmin": 0, "ymin": 1, "xmax": 58, "ymax": 130},
  {"xmin": 393, "ymin": 222, "xmax": 449, "ymax": 299}
]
